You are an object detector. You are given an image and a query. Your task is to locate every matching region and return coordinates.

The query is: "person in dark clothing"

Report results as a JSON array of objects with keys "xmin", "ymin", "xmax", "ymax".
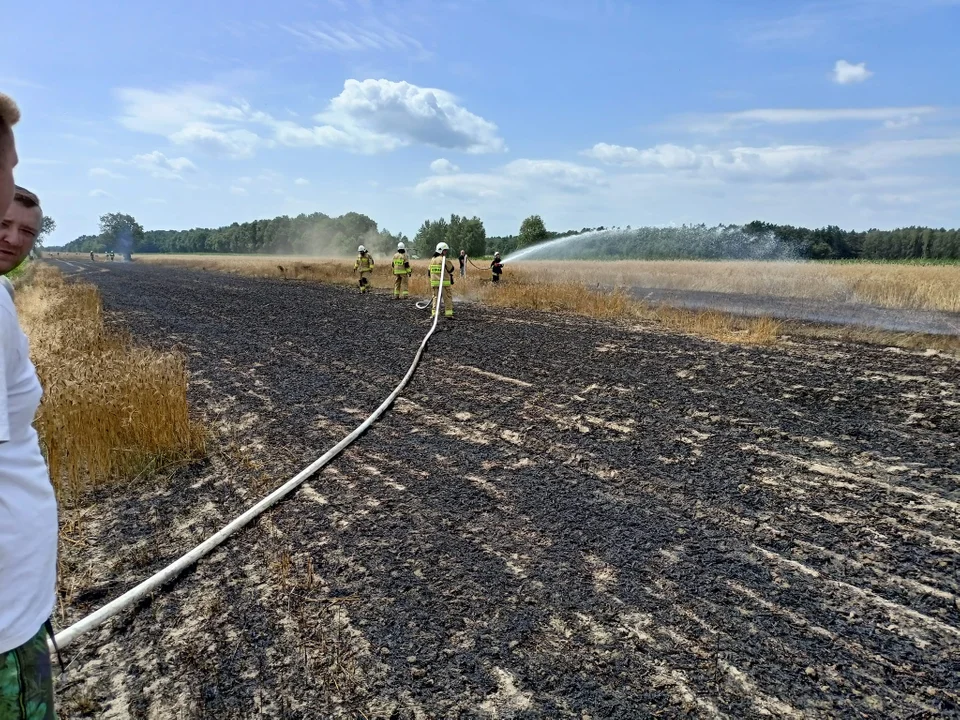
[
  {"xmin": 458, "ymin": 250, "xmax": 466, "ymax": 278},
  {"xmin": 490, "ymin": 252, "xmax": 503, "ymax": 283}
]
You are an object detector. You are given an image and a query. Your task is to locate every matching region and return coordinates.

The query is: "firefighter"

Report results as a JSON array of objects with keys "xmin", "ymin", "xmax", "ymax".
[
  {"xmin": 353, "ymin": 245, "xmax": 374, "ymax": 293},
  {"xmin": 490, "ymin": 252, "xmax": 504, "ymax": 283},
  {"xmin": 392, "ymin": 241, "xmax": 412, "ymax": 299},
  {"xmin": 429, "ymin": 242, "xmax": 455, "ymax": 318}
]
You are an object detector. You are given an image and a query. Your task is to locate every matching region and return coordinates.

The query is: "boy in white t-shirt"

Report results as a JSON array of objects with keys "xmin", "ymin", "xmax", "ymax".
[{"xmin": 0, "ymin": 106, "xmax": 60, "ymax": 717}]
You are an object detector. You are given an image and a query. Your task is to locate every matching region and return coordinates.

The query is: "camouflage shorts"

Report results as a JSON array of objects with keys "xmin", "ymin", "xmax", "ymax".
[{"xmin": 0, "ymin": 624, "xmax": 56, "ymax": 720}]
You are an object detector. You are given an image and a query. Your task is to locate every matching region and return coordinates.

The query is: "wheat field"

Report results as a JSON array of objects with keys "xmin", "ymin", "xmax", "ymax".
[
  {"xmin": 15, "ymin": 266, "xmax": 205, "ymax": 518},
  {"xmin": 529, "ymin": 260, "xmax": 960, "ymax": 313}
]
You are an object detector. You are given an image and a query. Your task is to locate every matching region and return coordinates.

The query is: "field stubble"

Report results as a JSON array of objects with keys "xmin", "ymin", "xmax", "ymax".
[{"xmin": 46, "ymin": 261, "xmax": 960, "ymax": 719}]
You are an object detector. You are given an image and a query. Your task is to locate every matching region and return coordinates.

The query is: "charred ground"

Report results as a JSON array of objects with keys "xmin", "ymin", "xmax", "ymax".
[{"xmin": 50, "ymin": 261, "xmax": 959, "ymax": 719}]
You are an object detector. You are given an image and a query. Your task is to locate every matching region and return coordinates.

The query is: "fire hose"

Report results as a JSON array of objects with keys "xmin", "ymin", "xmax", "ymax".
[
  {"xmin": 52, "ymin": 261, "xmax": 449, "ymax": 652},
  {"xmin": 415, "ymin": 260, "xmax": 453, "ymax": 310}
]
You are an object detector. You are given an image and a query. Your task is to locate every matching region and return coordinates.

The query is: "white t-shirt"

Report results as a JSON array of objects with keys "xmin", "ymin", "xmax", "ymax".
[{"xmin": 0, "ymin": 289, "xmax": 58, "ymax": 653}]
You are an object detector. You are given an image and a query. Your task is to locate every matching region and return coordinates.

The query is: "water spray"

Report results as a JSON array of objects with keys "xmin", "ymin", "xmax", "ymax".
[{"xmin": 501, "ymin": 225, "xmax": 795, "ymax": 264}]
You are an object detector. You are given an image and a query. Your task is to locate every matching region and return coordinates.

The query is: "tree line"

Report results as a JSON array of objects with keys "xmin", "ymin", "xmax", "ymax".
[
  {"xmin": 52, "ymin": 211, "xmax": 408, "ymax": 258},
  {"xmin": 50, "ymin": 210, "xmax": 960, "ymax": 261},
  {"xmin": 742, "ymin": 221, "xmax": 960, "ymax": 261}
]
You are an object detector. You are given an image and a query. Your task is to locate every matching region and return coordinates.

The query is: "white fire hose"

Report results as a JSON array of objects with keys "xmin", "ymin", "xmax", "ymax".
[{"xmin": 53, "ymin": 261, "xmax": 449, "ymax": 652}]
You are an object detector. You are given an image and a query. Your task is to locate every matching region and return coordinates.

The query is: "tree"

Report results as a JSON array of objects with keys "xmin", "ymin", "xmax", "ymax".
[
  {"xmin": 99, "ymin": 212, "xmax": 145, "ymax": 255},
  {"xmin": 461, "ymin": 217, "xmax": 487, "ymax": 257},
  {"xmin": 35, "ymin": 216, "xmax": 56, "ymax": 247},
  {"xmin": 413, "ymin": 217, "xmax": 448, "ymax": 258},
  {"xmin": 518, "ymin": 215, "xmax": 548, "ymax": 248}
]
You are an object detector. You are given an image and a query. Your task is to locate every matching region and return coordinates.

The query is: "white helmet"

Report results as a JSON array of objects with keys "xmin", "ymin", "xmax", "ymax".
[
  {"xmin": 358, "ymin": 245, "xmax": 366, "ymax": 253},
  {"xmin": 436, "ymin": 242, "xmax": 450, "ymax": 253},
  {"xmin": 397, "ymin": 241, "xmax": 406, "ymax": 251}
]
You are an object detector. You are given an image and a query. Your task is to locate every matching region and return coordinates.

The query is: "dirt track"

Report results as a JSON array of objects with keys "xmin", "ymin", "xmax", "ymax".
[{"xmin": 50, "ymin": 261, "xmax": 959, "ymax": 719}]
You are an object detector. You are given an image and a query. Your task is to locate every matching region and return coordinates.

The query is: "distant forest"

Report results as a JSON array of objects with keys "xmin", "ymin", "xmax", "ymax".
[{"xmin": 51, "ymin": 210, "xmax": 960, "ymax": 261}]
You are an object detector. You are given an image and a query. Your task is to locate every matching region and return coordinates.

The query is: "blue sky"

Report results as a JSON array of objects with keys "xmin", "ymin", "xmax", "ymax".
[{"xmin": 4, "ymin": 0, "xmax": 960, "ymax": 245}]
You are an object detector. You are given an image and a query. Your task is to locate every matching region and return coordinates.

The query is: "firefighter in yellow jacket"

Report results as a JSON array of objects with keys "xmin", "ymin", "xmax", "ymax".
[
  {"xmin": 392, "ymin": 241, "xmax": 412, "ymax": 299},
  {"xmin": 429, "ymin": 242, "xmax": 456, "ymax": 318},
  {"xmin": 353, "ymin": 245, "xmax": 374, "ymax": 293}
]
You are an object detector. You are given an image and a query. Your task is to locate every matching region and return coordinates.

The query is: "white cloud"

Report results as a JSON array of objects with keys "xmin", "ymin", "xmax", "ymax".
[
  {"xmin": 430, "ymin": 158, "xmax": 460, "ymax": 174},
  {"xmin": 271, "ymin": 120, "xmax": 400, "ymax": 154},
  {"xmin": 88, "ymin": 167, "xmax": 126, "ymax": 179},
  {"xmin": 833, "ymin": 59, "xmax": 873, "ymax": 85},
  {"xmin": 229, "ymin": 186, "xmax": 248, "ymax": 196},
  {"xmin": 323, "ymin": 79, "xmax": 504, "ymax": 153},
  {"xmin": 89, "ymin": 189, "xmax": 112, "ymax": 198},
  {"xmin": 850, "ymin": 137, "xmax": 960, "ymax": 166},
  {"xmin": 584, "ymin": 143, "xmax": 702, "ymax": 169},
  {"xmin": 682, "ymin": 106, "xmax": 937, "ymax": 133},
  {"xmin": 294, "ymin": 177, "xmax": 310, "ymax": 186},
  {"xmin": 583, "ymin": 136, "xmax": 960, "ymax": 183},
  {"xmin": 585, "ymin": 142, "xmax": 834, "ymax": 181},
  {"xmin": 418, "ymin": 166, "xmax": 960, "ymax": 237},
  {"xmin": 116, "ymin": 84, "xmax": 269, "ymax": 158},
  {"xmin": 280, "ymin": 19, "xmax": 428, "ymax": 58},
  {"xmin": 169, "ymin": 122, "xmax": 260, "ymax": 159},
  {"xmin": 502, "ymin": 159, "xmax": 606, "ymax": 190},
  {"xmin": 274, "ymin": 79, "xmax": 505, "ymax": 155},
  {"xmin": 415, "ymin": 158, "xmax": 605, "ymax": 199},
  {"xmin": 116, "ymin": 78, "xmax": 504, "ymax": 158},
  {"xmin": 130, "ymin": 151, "xmax": 198, "ymax": 180},
  {"xmin": 884, "ymin": 115, "xmax": 922, "ymax": 130},
  {"xmin": 416, "ymin": 172, "xmax": 509, "ymax": 199},
  {"xmin": 117, "ymin": 85, "xmax": 256, "ymax": 135}
]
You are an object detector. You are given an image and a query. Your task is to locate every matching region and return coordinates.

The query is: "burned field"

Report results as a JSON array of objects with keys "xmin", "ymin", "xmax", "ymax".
[{"xmin": 52, "ymin": 262, "xmax": 959, "ymax": 719}]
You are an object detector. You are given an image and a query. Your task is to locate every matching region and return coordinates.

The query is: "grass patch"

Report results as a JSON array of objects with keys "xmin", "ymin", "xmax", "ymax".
[
  {"xmin": 6, "ymin": 257, "xmax": 28, "ymax": 281},
  {"xmin": 650, "ymin": 307, "xmax": 782, "ymax": 346},
  {"xmin": 16, "ymin": 265, "xmax": 205, "ymax": 515}
]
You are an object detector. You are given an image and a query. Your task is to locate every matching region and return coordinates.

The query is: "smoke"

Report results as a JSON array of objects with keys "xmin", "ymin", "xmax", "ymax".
[
  {"xmin": 503, "ymin": 225, "xmax": 797, "ymax": 264},
  {"xmin": 115, "ymin": 228, "xmax": 134, "ymax": 261},
  {"xmin": 292, "ymin": 222, "xmax": 354, "ymax": 257},
  {"xmin": 287, "ymin": 224, "xmax": 393, "ymax": 258}
]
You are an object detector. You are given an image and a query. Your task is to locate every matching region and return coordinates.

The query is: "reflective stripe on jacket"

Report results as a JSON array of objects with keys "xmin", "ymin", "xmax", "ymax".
[
  {"xmin": 429, "ymin": 256, "xmax": 454, "ymax": 287},
  {"xmin": 392, "ymin": 253, "xmax": 411, "ymax": 275}
]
